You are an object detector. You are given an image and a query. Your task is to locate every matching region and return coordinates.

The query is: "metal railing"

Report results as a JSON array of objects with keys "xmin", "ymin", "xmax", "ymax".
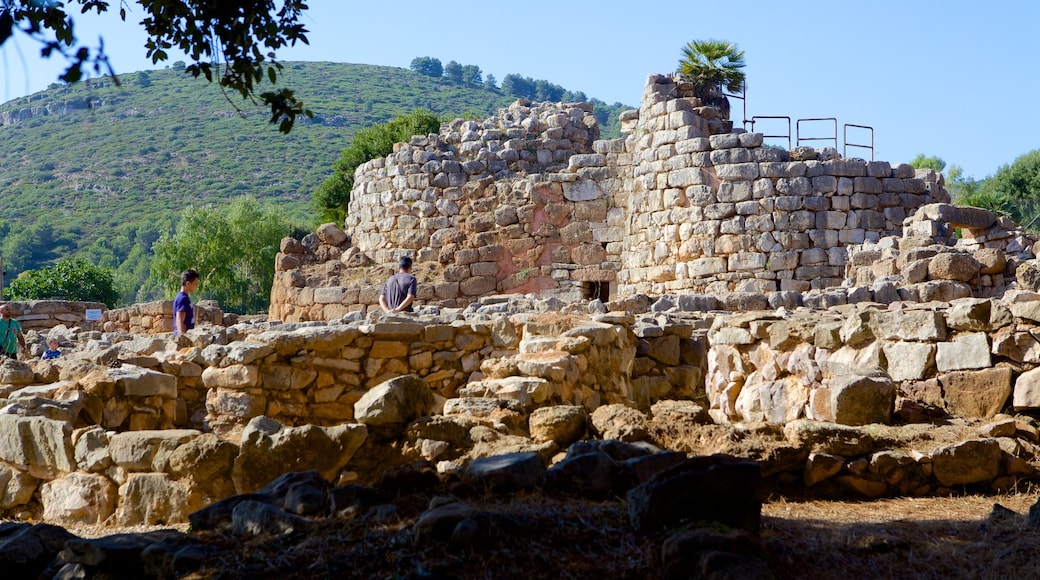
[
  {"xmin": 746, "ymin": 116, "xmax": 791, "ymax": 149},
  {"xmin": 796, "ymin": 117, "xmax": 838, "ymax": 150},
  {"xmin": 843, "ymin": 123, "xmax": 874, "ymax": 160}
]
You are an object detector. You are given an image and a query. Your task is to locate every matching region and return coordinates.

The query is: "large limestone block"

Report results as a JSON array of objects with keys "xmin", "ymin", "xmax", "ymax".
[
  {"xmin": 108, "ymin": 365, "xmax": 177, "ymax": 398},
  {"xmin": 881, "ymin": 342, "xmax": 935, "ymax": 381},
  {"xmin": 1013, "ymin": 366, "xmax": 1040, "ymax": 410},
  {"xmin": 927, "ymin": 253, "xmax": 981, "ymax": 282},
  {"xmin": 827, "ymin": 375, "xmax": 896, "ymax": 426},
  {"xmin": 945, "ymin": 298, "xmax": 1013, "ymax": 331},
  {"xmin": 937, "ymin": 367, "xmax": 1011, "ymax": 419},
  {"xmin": 0, "ymin": 416, "xmax": 75, "ymax": 478},
  {"xmin": 41, "ymin": 472, "xmax": 117, "ymax": 524},
  {"xmin": 935, "ymin": 333, "xmax": 991, "ymax": 372},
  {"xmin": 529, "ymin": 406, "xmax": 587, "ymax": 446},
  {"xmin": 201, "ymin": 364, "xmax": 259, "ymax": 389},
  {"xmin": 354, "ymin": 374, "xmax": 435, "ymax": 429},
  {"xmin": 73, "ymin": 426, "xmax": 111, "ymax": 472},
  {"xmin": 0, "ymin": 360, "xmax": 35, "ymax": 385},
  {"xmin": 873, "ymin": 310, "xmax": 946, "ymax": 342},
  {"xmin": 115, "ymin": 473, "xmax": 191, "ymax": 525},
  {"xmin": 930, "ymin": 439, "xmax": 1003, "ymax": 487},
  {"xmin": 108, "ymin": 429, "xmax": 200, "ymax": 472},
  {"xmin": 231, "ymin": 416, "xmax": 368, "ymax": 494},
  {"xmin": 0, "ymin": 461, "xmax": 38, "ymax": 508}
]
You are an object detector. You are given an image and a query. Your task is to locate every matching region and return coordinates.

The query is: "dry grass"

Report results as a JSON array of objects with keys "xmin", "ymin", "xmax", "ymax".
[
  {"xmin": 763, "ymin": 492, "xmax": 1040, "ymax": 580},
  {"xmin": 167, "ymin": 491, "xmax": 1040, "ymax": 579}
]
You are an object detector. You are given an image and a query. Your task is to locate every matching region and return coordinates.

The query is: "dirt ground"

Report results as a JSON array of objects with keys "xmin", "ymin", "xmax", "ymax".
[{"xmin": 111, "ymin": 489, "xmax": 1029, "ymax": 579}]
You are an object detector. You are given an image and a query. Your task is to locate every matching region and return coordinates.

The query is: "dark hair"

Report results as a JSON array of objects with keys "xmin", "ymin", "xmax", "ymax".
[
  {"xmin": 181, "ymin": 269, "xmax": 200, "ymax": 285},
  {"xmin": 398, "ymin": 256, "xmax": 413, "ymax": 270}
]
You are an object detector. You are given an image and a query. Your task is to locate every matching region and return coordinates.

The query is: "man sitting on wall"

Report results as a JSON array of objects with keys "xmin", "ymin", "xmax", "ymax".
[{"xmin": 379, "ymin": 256, "xmax": 417, "ymax": 313}]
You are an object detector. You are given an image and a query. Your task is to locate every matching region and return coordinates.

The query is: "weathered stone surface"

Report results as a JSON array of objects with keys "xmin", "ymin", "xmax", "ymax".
[
  {"xmin": 930, "ymin": 439, "xmax": 1003, "ymax": 487},
  {"xmin": 590, "ymin": 404, "xmax": 649, "ymax": 442},
  {"xmin": 873, "ymin": 310, "xmax": 946, "ymax": 342},
  {"xmin": 0, "ymin": 461, "xmax": 38, "ymax": 508},
  {"xmin": 939, "ymin": 367, "xmax": 1012, "ymax": 419},
  {"xmin": 935, "ymin": 333, "xmax": 991, "ymax": 372},
  {"xmin": 108, "ymin": 430, "xmax": 200, "ymax": 471},
  {"xmin": 881, "ymin": 342, "xmax": 935, "ymax": 381},
  {"xmin": 316, "ymin": 222, "xmax": 348, "ymax": 247},
  {"xmin": 232, "ymin": 416, "xmax": 367, "ymax": 494},
  {"xmin": 927, "ymin": 253, "xmax": 980, "ymax": 282},
  {"xmin": 827, "ymin": 375, "xmax": 896, "ymax": 426},
  {"xmin": 115, "ymin": 473, "xmax": 192, "ymax": 525},
  {"xmin": 108, "ymin": 365, "xmax": 177, "ymax": 398},
  {"xmin": 528, "ymin": 406, "xmax": 586, "ymax": 446},
  {"xmin": 804, "ymin": 453, "xmax": 843, "ymax": 486},
  {"xmin": 945, "ymin": 298, "xmax": 1013, "ymax": 331},
  {"xmin": 201, "ymin": 364, "xmax": 259, "ymax": 389},
  {"xmin": 41, "ymin": 472, "xmax": 117, "ymax": 524},
  {"xmin": 73, "ymin": 426, "xmax": 111, "ymax": 472},
  {"xmin": 1013, "ymin": 366, "xmax": 1040, "ymax": 410},
  {"xmin": 0, "ymin": 416, "xmax": 75, "ymax": 478},
  {"xmin": 354, "ymin": 374, "xmax": 435, "ymax": 429}
]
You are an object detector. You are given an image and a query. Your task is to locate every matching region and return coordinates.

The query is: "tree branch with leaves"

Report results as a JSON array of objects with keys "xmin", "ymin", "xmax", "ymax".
[{"xmin": 0, "ymin": 0, "xmax": 312, "ymax": 132}]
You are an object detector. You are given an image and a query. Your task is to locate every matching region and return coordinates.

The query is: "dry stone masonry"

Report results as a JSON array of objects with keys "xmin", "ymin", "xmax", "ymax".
[{"xmin": 269, "ymin": 74, "xmax": 949, "ymax": 320}]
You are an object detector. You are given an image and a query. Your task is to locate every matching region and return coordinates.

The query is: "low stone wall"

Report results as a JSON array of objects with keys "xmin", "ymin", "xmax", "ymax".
[
  {"xmin": 103, "ymin": 300, "xmax": 225, "ymax": 334},
  {"xmin": 0, "ymin": 300, "xmax": 108, "ymax": 332},
  {"xmin": 6, "ymin": 293, "xmax": 1040, "ymax": 525}
]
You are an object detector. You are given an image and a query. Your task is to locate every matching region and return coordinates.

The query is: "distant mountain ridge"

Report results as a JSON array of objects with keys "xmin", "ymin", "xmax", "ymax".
[{"xmin": 0, "ymin": 61, "xmax": 632, "ymax": 302}]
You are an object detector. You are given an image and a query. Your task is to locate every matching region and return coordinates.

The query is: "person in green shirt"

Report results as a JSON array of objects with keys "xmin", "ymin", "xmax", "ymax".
[{"xmin": 0, "ymin": 304, "xmax": 25, "ymax": 359}]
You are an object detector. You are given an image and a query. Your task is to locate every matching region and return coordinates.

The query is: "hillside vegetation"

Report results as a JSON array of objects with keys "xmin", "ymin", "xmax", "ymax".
[{"xmin": 0, "ymin": 62, "xmax": 630, "ymax": 305}]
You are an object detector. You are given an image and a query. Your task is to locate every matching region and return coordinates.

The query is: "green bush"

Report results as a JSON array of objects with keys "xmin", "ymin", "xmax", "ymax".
[
  {"xmin": 7, "ymin": 258, "xmax": 119, "ymax": 306},
  {"xmin": 314, "ymin": 108, "xmax": 442, "ymax": 223}
]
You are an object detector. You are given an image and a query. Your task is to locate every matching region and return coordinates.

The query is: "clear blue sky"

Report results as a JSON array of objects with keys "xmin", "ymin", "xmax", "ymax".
[{"xmin": 2, "ymin": 0, "xmax": 1037, "ymax": 180}]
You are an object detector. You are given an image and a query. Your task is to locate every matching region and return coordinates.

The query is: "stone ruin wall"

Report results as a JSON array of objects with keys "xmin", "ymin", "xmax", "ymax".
[
  {"xmin": 269, "ymin": 73, "xmax": 955, "ymax": 321},
  {"xmin": 13, "ymin": 294, "xmax": 1040, "ymax": 524},
  {"xmin": 102, "ymin": 300, "xmax": 226, "ymax": 335},
  {"xmin": 0, "ymin": 301, "xmax": 109, "ymax": 333}
]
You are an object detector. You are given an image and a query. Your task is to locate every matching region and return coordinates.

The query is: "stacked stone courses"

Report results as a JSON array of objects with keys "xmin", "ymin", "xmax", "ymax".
[{"xmin": 270, "ymin": 73, "xmax": 947, "ymax": 321}]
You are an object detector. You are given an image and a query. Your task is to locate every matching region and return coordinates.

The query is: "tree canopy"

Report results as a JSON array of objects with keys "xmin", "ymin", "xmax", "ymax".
[
  {"xmin": 0, "ymin": 0, "xmax": 312, "ymax": 132},
  {"xmin": 314, "ymin": 109, "xmax": 442, "ymax": 223},
  {"xmin": 149, "ymin": 196, "xmax": 295, "ymax": 314},
  {"xmin": 7, "ymin": 258, "xmax": 119, "ymax": 307}
]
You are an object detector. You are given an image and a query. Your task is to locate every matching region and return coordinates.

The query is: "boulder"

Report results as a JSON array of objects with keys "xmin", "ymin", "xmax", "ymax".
[
  {"xmin": 354, "ymin": 374, "xmax": 435, "ymax": 430},
  {"xmin": 547, "ymin": 450, "xmax": 636, "ymax": 498},
  {"xmin": 0, "ymin": 462, "xmax": 38, "ymax": 508},
  {"xmin": 41, "ymin": 472, "xmax": 117, "ymax": 524},
  {"xmin": 232, "ymin": 416, "xmax": 367, "ymax": 494},
  {"xmin": 108, "ymin": 365, "xmax": 178, "ymax": 398},
  {"xmin": 939, "ymin": 367, "xmax": 1012, "ymax": 419},
  {"xmin": 627, "ymin": 455, "xmax": 760, "ymax": 534},
  {"xmin": 528, "ymin": 406, "xmax": 586, "ymax": 446},
  {"xmin": 0, "ymin": 415, "xmax": 75, "ymax": 478},
  {"xmin": 827, "ymin": 375, "xmax": 896, "ymax": 426},
  {"xmin": 927, "ymin": 253, "xmax": 980, "ymax": 282},
  {"xmin": 590, "ymin": 404, "xmax": 649, "ymax": 442},
  {"xmin": 935, "ymin": 333, "xmax": 991, "ymax": 372},
  {"xmin": 115, "ymin": 473, "xmax": 192, "ymax": 526},
  {"xmin": 0, "ymin": 522, "xmax": 76, "ymax": 578},
  {"xmin": 108, "ymin": 429, "xmax": 200, "ymax": 472},
  {"xmin": 930, "ymin": 439, "xmax": 1003, "ymax": 487},
  {"xmin": 72, "ymin": 426, "xmax": 111, "ymax": 473},
  {"xmin": 464, "ymin": 452, "xmax": 545, "ymax": 492}
]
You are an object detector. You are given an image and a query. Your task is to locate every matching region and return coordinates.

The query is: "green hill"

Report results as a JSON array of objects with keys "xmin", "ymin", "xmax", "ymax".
[{"xmin": 0, "ymin": 62, "xmax": 631, "ymax": 303}]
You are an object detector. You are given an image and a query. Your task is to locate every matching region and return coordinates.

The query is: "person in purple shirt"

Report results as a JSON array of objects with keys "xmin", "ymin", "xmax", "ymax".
[
  {"xmin": 174, "ymin": 269, "xmax": 200, "ymax": 335},
  {"xmin": 379, "ymin": 256, "xmax": 417, "ymax": 313}
]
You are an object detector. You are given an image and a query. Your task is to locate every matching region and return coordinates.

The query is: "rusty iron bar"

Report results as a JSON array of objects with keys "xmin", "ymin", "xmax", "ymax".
[
  {"xmin": 796, "ymin": 117, "xmax": 838, "ymax": 150},
  {"xmin": 746, "ymin": 116, "xmax": 791, "ymax": 149},
  {"xmin": 843, "ymin": 123, "xmax": 875, "ymax": 160}
]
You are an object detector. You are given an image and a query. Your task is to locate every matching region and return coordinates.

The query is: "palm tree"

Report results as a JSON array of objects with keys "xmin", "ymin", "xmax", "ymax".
[{"xmin": 677, "ymin": 39, "xmax": 746, "ymax": 118}]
